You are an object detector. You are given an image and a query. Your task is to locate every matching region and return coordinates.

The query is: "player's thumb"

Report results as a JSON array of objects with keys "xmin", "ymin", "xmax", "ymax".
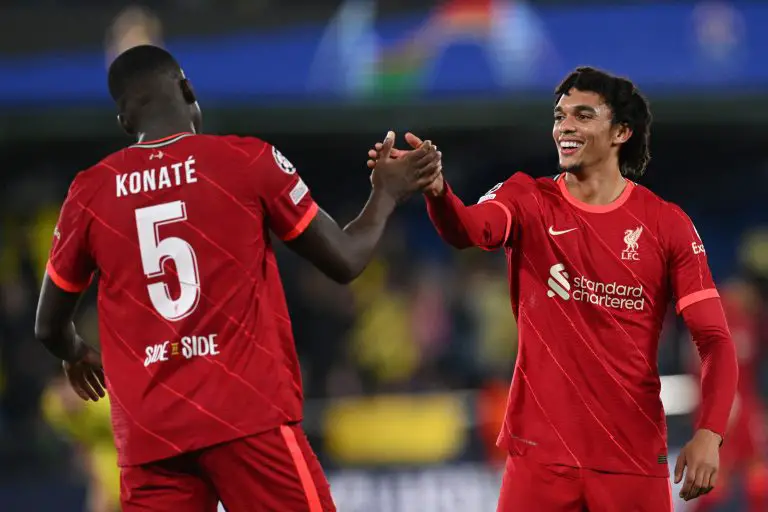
[
  {"xmin": 674, "ymin": 453, "xmax": 686, "ymax": 484},
  {"xmin": 378, "ymin": 131, "xmax": 395, "ymax": 159},
  {"xmin": 405, "ymin": 132, "xmax": 424, "ymax": 149}
]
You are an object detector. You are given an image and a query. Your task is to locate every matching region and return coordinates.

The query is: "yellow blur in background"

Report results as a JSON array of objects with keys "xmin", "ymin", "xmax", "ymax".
[
  {"xmin": 324, "ymin": 393, "xmax": 466, "ymax": 465},
  {"xmin": 42, "ymin": 378, "xmax": 119, "ymax": 512}
]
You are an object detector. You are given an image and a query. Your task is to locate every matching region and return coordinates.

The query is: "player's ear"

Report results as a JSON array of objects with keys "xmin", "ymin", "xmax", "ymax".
[
  {"xmin": 117, "ymin": 113, "xmax": 135, "ymax": 136},
  {"xmin": 180, "ymin": 78, "xmax": 197, "ymax": 105},
  {"xmin": 613, "ymin": 123, "xmax": 632, "ymax": 145}
]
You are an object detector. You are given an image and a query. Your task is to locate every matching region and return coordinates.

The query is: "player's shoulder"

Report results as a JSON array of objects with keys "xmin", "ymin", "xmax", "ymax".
[
  {"xmin": 632, "ymin": 183, "xmax": 689, "ymax": 218},
  {"xmin": 657, "ymin": 196, "xmax": 688, "ymax": 218},
  {"xmin": 533, "ymin": 173, "xmax": 563, "ymax": 190},
  {"xmin": 191, "ymin": 134, "xmax": 271, "ymax": 160},
  {"xmin": 479, "ymin": 171, "xmax": 537, "ymax": 200},
  {"xmin": 70, "ymin": 150, "xmax": 130, "ymax": 192},
  {"xmin": 658, "ymin": 198, "xmax": 697, "ymax": 236},
  {"xmin": 206, "ymin": 134, "xmax": 295, "ymax": 172},
  {"xmin": 630, "ymin": 181, "xmax": 664, "ymax": 203},
  {"xmin": 632, "ymin": 185, "xmax": 699, "ymax": 247},
  {"xmin": 477, "ymin": 171, "xmax": 557, "ymax": 207},
  {"xmin": 212, "ymin": 134, "xmax": 268, "ymax": 151}
]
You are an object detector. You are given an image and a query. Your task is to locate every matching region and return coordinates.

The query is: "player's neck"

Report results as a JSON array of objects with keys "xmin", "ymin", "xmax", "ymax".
[
  {"xmin": 562, "ymin": 165, "xmax": 625, "ymax": 206},
  {"xmin": 136, "ymin": 120, "xmax": 195, "ymax": 144}
]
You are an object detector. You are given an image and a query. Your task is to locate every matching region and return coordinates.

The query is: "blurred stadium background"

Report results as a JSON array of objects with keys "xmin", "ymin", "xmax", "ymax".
[{"xmin": 1, "ymin": 0, "xmax": 768, "ymax": 511}]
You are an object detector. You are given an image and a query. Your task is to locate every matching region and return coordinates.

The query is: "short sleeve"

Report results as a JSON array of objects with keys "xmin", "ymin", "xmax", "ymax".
[
  {"xmin": 664, "ymin": 204, "xmax": 719, "ymax": 314},
  {"xmin": 47, "ymin": 175, "xmax": 96, "ymax": 293},
  {"xmin": 474, "ymin": 172, "xmax": 535, "ymax": 250},
  {"xmin": 251, "ymin": 144, "xmax": 319, "ymax": 241}
]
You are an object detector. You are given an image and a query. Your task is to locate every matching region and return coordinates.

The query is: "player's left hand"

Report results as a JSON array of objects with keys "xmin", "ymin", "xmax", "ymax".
[
  {"xmin": 674, "ymin": 428, "xmax": 722, "ymax": 501},
  {"xmin": 63, "ymin": 343, "xmax": 106, "ymax": 402},
  {"xmin": 367, "ymin": 132, "xmax": 443, "ymax": 196}
]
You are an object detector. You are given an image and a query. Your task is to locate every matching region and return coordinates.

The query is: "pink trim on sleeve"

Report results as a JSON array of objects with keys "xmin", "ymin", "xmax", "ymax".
[
  {"xmin": 46, "ymin": 260, "xmax": 90, "ymax": 293},
  {"xmin": 478, "ymin": 200, "xmax": 512, "ymax": 252},
  {"xmin": 282, "ymin": 202, "xmax": 319, "ymax": 241},
  {"xmin": 676, "ymin": 288, "xmax": 720, "ymax": 314}
]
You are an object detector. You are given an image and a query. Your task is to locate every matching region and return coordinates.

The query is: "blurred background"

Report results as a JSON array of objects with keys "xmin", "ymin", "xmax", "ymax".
[{"xmin": 1, "ymin": 0, "xmax": 768, "ymax": 511}]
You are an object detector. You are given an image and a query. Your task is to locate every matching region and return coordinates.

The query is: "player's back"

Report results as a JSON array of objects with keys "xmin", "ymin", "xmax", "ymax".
[{"xmin": 59, "ymin": 133, "xmax": 316, "ymax": 466}]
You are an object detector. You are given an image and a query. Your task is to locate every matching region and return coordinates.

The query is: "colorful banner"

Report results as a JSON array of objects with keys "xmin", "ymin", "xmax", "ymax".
[{"xmin": 0, "ymin": 1, "xmax": 766, "ymax": 105}]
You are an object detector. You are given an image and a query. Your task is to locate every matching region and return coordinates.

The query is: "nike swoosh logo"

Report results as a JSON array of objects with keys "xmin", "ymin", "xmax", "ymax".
[{"xmin": 548, "ymin": 226, "xmax": 578, "ymax": 236}]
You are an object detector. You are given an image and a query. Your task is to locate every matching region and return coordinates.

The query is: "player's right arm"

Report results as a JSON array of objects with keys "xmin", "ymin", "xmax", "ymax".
[
  {"xmin": 288, "ymin": 198, "xmax": 396, "ymax": 284},
  {"xmin": 423, "ymin": 178, "xmax": 515, "ymax": 250},
  {"xmin": 664, "ymin": 203, "xmax": 739, "ymax": 501},
  {"xmin": 367, "ymin": 133, "xmax": 528, "ymax": 251},
  {"xmin": 35, "ymin": 172, "xmax": 105, "ymax": 402},
  {"xmin": 255, "ymin": 132, "xmax": 441, "ymax": 283}
]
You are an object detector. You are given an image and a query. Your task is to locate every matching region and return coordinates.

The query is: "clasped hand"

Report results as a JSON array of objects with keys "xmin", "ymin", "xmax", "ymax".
[{"xmin": 367, "ymin": 132, "xmax": 444, "ymax": 198}]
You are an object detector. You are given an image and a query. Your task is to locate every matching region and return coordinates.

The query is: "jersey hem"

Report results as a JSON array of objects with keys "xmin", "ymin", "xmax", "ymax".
[
  {"xmin": 117, "ymin": 419, "xmax": 303, "ymax": 467},
  {"xmin": 497, "ymin": 432, "xmax": 671, "ymax": 478},
  {"xmin": 282, "ymin": 202, "xmax": 319, "ymax": 241}
]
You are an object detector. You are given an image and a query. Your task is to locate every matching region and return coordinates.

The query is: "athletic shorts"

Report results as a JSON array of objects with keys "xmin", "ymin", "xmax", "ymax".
[
  {"xmin": 120, "ymin": 423, "xmax": 336, "ymax": 512},
  {"xmin": 497, "ymin": 455, "xmax": 673, "ymax": 512}
]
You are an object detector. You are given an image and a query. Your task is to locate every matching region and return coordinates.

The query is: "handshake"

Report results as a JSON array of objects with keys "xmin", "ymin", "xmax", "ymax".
[{"xmin": 365, "ymin": 131, "xmax": 445, "ymax": 203}]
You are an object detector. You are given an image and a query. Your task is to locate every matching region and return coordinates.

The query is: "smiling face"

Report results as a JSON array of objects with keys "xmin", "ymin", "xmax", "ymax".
[{"xmin": 553, "ymin": 88, "xmax": 631, "ymax": 174}]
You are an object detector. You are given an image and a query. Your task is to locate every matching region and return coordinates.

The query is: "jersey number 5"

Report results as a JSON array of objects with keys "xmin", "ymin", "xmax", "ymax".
[{"xmin": 135, "ymin": 201, "xmax": 201, "ymax": 321}]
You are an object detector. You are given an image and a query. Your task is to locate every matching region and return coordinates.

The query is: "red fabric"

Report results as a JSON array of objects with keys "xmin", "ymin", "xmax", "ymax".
[
  {"xmin": 681, "ymin": 298, "xmax": 739, "ymax": 439},
  {"xmin": 425, "ymin": 180, "xmax": 513, "ymax": 250},
  {"xmin": 120, "ymin": 425, "xmax": 335, "ymax": 512},
  {"xmin": 426, "ymin": 172, "xmax": 734, "ymax": 477},
  {"xmin": 48, "ymin": 134, "xmax": 318, "ymax": 466},
  {"xmin": 497, "ymin": 455, "xmax": 672, "ymax": 512}
]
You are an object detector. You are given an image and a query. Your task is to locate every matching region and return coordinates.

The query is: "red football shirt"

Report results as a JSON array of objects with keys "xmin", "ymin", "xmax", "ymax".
[
  {"xmin": 47, "ymin": 133, "xmax": 318, "ymax": 466},
  {"xmin": 429, "ymin": 172, "xmax": 719, "ymax": 477},
  {"xmin": 690, "ymin": 286, "xmax": 766, "ymax": 464}
]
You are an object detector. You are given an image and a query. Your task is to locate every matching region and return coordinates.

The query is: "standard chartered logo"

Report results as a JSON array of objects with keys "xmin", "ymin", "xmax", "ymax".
[
  {"xmin": 547, "ymin": 263, "xmax": 571, "ymax": 300},
  {"xmin": 546, "ymin": 263, "xmax": 645, "ymax": 311}
]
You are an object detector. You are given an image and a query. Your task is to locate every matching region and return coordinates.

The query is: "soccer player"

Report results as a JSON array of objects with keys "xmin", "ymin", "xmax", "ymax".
[
  {"xmin": 366, "ymin": 67, "xmax": 739, "ymax": 511},
  {"xmin": 34, "ymin": 45, "xmax": 441, "ymax": 512}
]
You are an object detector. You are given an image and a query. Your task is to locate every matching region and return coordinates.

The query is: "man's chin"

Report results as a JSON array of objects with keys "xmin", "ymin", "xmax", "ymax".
[{"xmin": 558, "ymin": 162, "xmax": 583, "ymax": 174}]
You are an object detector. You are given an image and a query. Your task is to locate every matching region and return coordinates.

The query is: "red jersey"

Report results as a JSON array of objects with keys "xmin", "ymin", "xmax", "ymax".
[
  {"xmin": 429, "ymin": 172, "xmax": 720, "ymax": 477},
  {"xmin": 47, "ymin": 133, "xmax": 319, "ymax": 466}
]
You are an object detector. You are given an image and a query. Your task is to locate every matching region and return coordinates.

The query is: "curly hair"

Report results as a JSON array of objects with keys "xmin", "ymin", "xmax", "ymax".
[{"xmin": 555, "ymin": 66, "xmax": 652, "ymax": 177}]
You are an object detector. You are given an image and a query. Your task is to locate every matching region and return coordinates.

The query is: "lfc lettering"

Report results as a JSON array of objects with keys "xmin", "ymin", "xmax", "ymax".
[{"xmin": 144, "ymin": 333, "xmax": 219, "ymax": 367}]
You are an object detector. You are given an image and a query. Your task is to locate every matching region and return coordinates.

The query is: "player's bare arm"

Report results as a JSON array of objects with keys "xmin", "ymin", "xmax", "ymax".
[
  {"xmin": 366, "ymin": 132, "xmax": 510, "ymax": 250},
  {"xmin": 287, "ymin": 131, "xmax": 441, "ymax": 283},
  {"xmin": 35, "ymin": 275, "xmax": 105, "ymax": 401}
]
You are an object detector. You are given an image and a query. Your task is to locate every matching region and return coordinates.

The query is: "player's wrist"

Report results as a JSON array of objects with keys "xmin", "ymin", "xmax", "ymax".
[
  {"xmin": 423, "ymin": 177, "xmax": 448, "ymax": 200},
  {"xmin": 369, "ymin": 187, "xmax": 398, "ymax": 214},
  {"xmin": 695, "ymin": 428, "xmax": 723, "ymax": 447},
  {"xmin": 64, "ymin": 334, "xmax": 88, "ymax": 363},
  {"xmin": 423, "ymin": 179, "xmax": 446, "ymax": 198}
]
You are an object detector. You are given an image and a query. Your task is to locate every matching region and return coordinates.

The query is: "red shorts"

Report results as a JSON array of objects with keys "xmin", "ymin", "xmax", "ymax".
[
  {"xmin": 120, "ymin": 424, "xmax": 336, "ymax": 512},
  {"xmin": 497, "ymin": 455, "xmax": 673, "ymax": 512}
]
